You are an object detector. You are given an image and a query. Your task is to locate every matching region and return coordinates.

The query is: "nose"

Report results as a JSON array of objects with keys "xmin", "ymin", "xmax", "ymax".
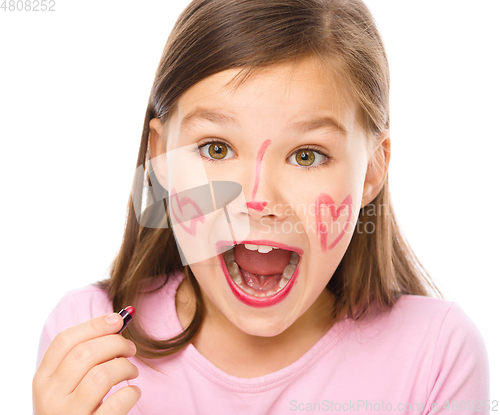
[
  {"xmin": 247, "ymin": 200, "xmax": 268, "ymax": 212},
  {"xmin": 244, "ymin": 140, "xmax": 285, "ymax": 221}
]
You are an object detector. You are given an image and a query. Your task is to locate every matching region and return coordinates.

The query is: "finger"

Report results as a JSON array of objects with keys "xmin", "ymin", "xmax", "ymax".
[
  {"xmin": 91, "ymin": 400, "xmax": 104, "ymax": 415},
  {"xmin": 71, "ymin": 357, "xmax": 139, "ymax": 414},
  {"xmin": 94, "ymin": 385, "xmax": 142, "ymax": 415},
  {"xmin": 37, "ymin": 313, "xmax": 124, "ymax": 379},
  {"xmin": 50, "ymin": 334, "xmax": 136, "ymax": 396}
]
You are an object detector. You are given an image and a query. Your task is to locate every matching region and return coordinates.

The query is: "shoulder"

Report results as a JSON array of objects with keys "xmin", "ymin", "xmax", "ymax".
[
  {"xmin": 57, "ymin": 283, "xmax": 112, "ymax": 318},
  {"xmin": 392, "ymin": 294, "xmax": 458, "ymax": 326},
  {"xmin": 62, "ymin": 283, "xmax": 112, "ymax": 311},
  {"xmin": 42, "ymin": 283, "xmax": 112, "ymax": 336},
  {"xmin": 385, "ymin": 295, "xmax": 487, "ymax": 351},
  {"xmin": 408, "ymin": 294, "xmax": 488, "ymax": 349},
  {"xmin": 361, "ymin": 294, "xmax": 461, "ymax": 334},
  {"xmin": 356, "ymin": 294, "xmax": 489, "ymax": 374},
  {"xmin": 43, "ymin": 272, "xmax": 184, "ymax": 334},
  {"xmin": 393, "ymin": 295, "xmax": 485, "ymax": 344},
  {"xmin": 36, "ymin": 283, "xmax": 113, "ymax": 368},
  {"xmin": 347, "ymin": 295, "xmax": 490, "ymax": 398},
  {"xmin": 386, "ymin": 295, "xmax": 489, "ymax": 396}
]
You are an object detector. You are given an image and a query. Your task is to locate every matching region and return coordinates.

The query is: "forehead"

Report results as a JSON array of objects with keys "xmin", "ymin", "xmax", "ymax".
[{"xmin": 168, "ymin": 57, "xmax": 361, "ymax": 136}]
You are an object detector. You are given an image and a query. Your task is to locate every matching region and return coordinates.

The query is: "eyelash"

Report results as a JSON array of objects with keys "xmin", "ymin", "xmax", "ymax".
[
  {"xmin": 291, "ymin": 146, "xmax": 331, "ymax": 171},
  {"xmin": 197, "ymin": 139, "xmax": 332, "ymax": 169},
  {"xmin": 197, "ymin": 139, "xmax": 234, "ymax": 164}
]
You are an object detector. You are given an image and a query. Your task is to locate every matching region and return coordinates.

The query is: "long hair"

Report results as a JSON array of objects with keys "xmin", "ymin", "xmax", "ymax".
[{"xmin": 98, "ymin": 0, "xmax": 442, "ymax": 360}]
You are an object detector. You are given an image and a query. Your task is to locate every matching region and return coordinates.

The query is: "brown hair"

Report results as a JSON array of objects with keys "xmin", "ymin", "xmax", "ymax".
[{"xmin": 98, "ymin": 0, "xmax": 442, "ymax": 360}]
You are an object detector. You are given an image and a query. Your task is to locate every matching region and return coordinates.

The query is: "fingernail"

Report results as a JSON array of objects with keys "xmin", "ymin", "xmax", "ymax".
[
  {"xmin": 128, "ymin": 340, "xmax": 137, "ymax": 353},
  {"xmin": 105, "ymin": 313, "xmax": 122, "ymax": 325}
]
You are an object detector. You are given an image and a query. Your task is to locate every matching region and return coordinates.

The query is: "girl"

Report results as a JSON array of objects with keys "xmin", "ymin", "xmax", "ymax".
[{"xmin": 33, "ymin": 0, "xmax": 489, "ymax": 414}]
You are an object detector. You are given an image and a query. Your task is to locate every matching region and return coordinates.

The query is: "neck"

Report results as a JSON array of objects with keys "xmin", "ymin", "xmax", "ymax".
[{"xmin": 175, "ymin": 278, "xmax": 336, "ymax": 378}]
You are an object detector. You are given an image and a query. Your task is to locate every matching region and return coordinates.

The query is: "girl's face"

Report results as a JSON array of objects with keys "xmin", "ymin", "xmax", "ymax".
[{"xmin": 150, "ymin": 57, "xmax": 389, "ymax": 338}]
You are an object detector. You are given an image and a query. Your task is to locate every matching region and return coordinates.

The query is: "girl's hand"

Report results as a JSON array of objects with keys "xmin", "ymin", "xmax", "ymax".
[{"xmin": 33, "ymin": 313, "xmax": 141, "ymax": 415}]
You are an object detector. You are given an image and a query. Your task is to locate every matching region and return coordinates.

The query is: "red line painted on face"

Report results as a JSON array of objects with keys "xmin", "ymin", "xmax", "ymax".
[
  {"xmin": 246, "ymin": 201, "xmax": 267, "ymax": 211},
  {"xmin": 315, "ymin": 194, "xmax": 353, "ymax": 252},
  {"xmin": 247, "ymin": 140, "xmax": 271, "ymax": 210},
  {"xmin": 170, "ymin": 188, "xmax": 205, "ymax": 236}
]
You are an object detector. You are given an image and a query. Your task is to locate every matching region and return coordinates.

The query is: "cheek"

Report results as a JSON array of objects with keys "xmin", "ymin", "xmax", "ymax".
[
  {"xmin": 314, "ymin": 193, "xmax": 354, "ymax": 253},
  {"xmin": 280, "ymin": 186, "xmax": 356, "ymax": 252},
  {"xmin": 168, "ymin": 187, "xmax": 220, "ymax": 266},
  {"xmin": 168, "ymin": 182, "xmax": 251, "ymax": 266}
]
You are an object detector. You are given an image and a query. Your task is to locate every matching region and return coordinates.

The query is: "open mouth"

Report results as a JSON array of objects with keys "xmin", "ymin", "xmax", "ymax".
[{"xmin": 220, "ymin": 243, "xmax": 300, "ymax": 299}]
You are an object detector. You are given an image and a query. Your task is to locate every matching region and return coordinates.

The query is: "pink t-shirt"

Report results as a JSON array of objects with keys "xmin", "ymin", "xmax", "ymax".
[{"xmin": 36, "ymin": 271, "xmax": 490, "ymax": 414}]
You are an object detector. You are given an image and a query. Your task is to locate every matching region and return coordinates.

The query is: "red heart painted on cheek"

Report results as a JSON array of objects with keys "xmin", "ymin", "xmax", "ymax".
[
  {"xmin": 315, "ymin": 194, "xmax": 353, "ymax": 252},
  {"xmin": 170, "ymin": 188, "xmax": 206, "ymax": 236}
]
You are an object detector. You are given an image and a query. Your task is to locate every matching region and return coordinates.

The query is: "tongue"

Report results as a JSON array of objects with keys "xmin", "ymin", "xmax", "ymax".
[
  {"xmin": 239, "ymin": 270, "xmax": 282, "ymax": 292},
  {"xmin": 234, "ymin": 245, "xmax": 291, "ymax": 275}
]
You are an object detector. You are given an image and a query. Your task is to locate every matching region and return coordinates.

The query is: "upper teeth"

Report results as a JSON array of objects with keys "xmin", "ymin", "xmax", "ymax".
[{"xmin": 244, "ymin": 244, "xmax": 279, "ymax": 254}]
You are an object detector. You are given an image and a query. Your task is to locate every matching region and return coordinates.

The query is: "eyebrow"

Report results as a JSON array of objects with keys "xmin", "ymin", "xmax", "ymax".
[
  {"xmin": 180, "ymin": 108, "xmax": 240, "ymax": 133},
  {"xmin": 180, "ymin": 107, "xmax": 348, "ymax": 137},
  {"xmin": 287, "ymin": 116, "xmax": 348, "ymax": 137}
]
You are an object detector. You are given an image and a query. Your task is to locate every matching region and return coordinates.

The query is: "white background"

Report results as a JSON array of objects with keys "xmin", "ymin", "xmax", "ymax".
[{"xmin": 1, "ymin": 0, "xmax": 498, "ymax": 411}]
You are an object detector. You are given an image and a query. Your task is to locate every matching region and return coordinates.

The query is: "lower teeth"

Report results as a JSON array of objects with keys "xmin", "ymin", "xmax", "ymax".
[
  {"xmin": 227, "ymin": 262, "xmax": 242, "ymax": 285},
  {"xmin": 224, "ymin": 252, "xmax": 297, "ymax": 298}
]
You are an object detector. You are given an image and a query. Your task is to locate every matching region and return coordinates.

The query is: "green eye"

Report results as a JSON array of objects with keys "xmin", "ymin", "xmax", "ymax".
[
  {"xmin": 199, "ymin": 141, "xmax": 235, "ymax": 161},
  {"xmin": 288, "ymin": 148, "xmax": 327, "ymax": 168},
  {"xmin": 295, "ymin": 150, "xmax": 315, "ymax": 166},
  {"xmin": 208, "ymin": 143, "xmax": 228, "ymax": 159}
]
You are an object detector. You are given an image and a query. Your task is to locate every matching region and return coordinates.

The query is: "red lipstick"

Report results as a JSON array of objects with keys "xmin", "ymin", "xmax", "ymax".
[
  {"xmin": 218, "ymin": 253, "xmax": 300, "ymax": 308},
  {"xmin": 117, "ymin": 306, "xmax": 135, "ymax": 334},
  {"xmin": 216, "ymin": 240, "xmax": 302, "ymax": 308}
]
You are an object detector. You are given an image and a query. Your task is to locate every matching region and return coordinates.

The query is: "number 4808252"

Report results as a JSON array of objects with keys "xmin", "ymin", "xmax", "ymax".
[{"xmin": 1, "ymin": 0, "xmax": 56, "ymax": 12}]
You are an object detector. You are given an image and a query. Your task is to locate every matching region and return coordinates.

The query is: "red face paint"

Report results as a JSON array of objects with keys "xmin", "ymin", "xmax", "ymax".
[
  {"xmin": 247, "ymin": 140, "xmax": 271, "ymax": 210},
  {"xmin": 170, "ymin": 188, "xmax": 206, "ymax": 236},
  {"xmin": 315, "ymin": 194, "xmax": 353, "ymax": 252},
  {"xmin": 246, "ymin": 201, "xmax": 268, "ymax": 211}
]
